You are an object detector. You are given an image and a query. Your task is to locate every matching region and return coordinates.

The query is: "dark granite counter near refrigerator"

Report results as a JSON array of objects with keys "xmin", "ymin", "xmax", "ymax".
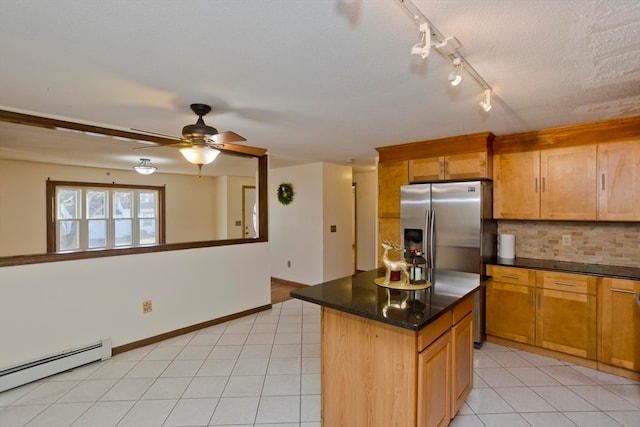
[
  {"xmin": 290, "ymin": 268, "xmax": 489, "ymax": 331},
  {"xmin": 491, "ymin": 257, "xmax": 640, "ymax": 281}
]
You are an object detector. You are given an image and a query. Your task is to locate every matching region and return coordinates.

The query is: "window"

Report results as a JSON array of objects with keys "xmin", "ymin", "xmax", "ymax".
[{"xmin": 47, "ymin": 181, "xmax": 165, "ymax": 252}]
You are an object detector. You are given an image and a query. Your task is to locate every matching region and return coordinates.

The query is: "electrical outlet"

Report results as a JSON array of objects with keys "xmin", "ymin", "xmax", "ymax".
[
  {"xmin": 287, "ymin": 260, "xmax": 291, "ymax": 268},
  {"xmin": 562, "ymin": 234, "xmax": 571, "ymax": 246},
  {"xmin": 142, "ymin": 300, "xmax": 152, "ymax": 314}
]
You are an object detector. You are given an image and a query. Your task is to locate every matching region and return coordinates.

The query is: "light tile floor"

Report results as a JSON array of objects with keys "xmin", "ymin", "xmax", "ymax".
[{"xmin": 1, "ymin": 299, "xmax": 639, "ymax": 426}]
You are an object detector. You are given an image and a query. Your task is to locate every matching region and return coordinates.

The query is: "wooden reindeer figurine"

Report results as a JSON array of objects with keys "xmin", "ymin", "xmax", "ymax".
[{"xmin": 380, "ymin": 241, "xmax": 409, "ymax": 285}]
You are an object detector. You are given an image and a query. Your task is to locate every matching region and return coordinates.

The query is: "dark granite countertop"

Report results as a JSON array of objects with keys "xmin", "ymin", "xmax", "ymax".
[
  {"xmin": 290, "ymin": 268, "xmax": 488, "ymax": 331},
  {"xmin": 491, "ymin": 257, "xmax": 640, "ymax": 281}
]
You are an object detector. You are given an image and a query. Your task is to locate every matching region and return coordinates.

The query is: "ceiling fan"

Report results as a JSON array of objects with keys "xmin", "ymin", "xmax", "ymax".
[{"xmin": 134, "ymin": 103, "xmax": 247, "ymax": 169}]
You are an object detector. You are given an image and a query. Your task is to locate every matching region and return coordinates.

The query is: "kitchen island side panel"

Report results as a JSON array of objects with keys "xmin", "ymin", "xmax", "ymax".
[{"xmin": 321, "ymin": 307, "xmax": 417, "ymax": 427}]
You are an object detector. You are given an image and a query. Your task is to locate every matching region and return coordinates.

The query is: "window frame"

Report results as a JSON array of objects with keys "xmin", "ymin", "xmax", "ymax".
[{"xmin": 47, "ymin": 180, "xmax": 166, "ymax": 253}]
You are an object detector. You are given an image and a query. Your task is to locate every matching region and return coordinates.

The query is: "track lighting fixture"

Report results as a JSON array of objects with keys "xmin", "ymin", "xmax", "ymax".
[
  {"xmin": 133, "ymin": 158, "xmax": 157, "ymax": 175},
  {"xmin": 410, "ymin": 22, "xmax": 430, "ymax": 59},
  {"xmin": 397, "ymin": 0, "xmax": 494, "ymax": 112},
  {"xmin": 479, "ymin": 89, "xmax": 492, "ymax": 112},
  {"xmin": 448, "ymin": 57, "xmax": 463, "ymax": 87}
]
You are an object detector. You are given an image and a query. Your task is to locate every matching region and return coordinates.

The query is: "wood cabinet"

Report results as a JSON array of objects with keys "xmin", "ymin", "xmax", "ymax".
[
  {"xmin": 599, "ymin": 278, "xmax": 640, "ymax": 371},
  {"xmin": 418, "ymin": 330, "xmax": 451, "ymax": 427},
  {"xmin": 597, "ymin": 141, "xmax": 640, "ymax": 221},
  {"xmin": 540, "ymin": 145, "xmax": 597, "ymax": 220},
  {"xmin": 535, "ymin": 271, "xmax": 597, "ymax": 359},
  {"xmin": 409, "ymin": 151, "xmax": 490, "ymax": 182},
  {"xmin": 378, "ymin": 160, "xmax": 408, "ymax": 218},
  {"xmin": 493, "ymin": 151, "xmax": 540, "ymax": 219},
  {"xmin": 486, "ymin": 266, "xmax": 597, "ymax": 360},
  {"xmin": 322, "ymin": 294, "xmax": 475, "ymax": 427},
  {"xmin": 494, "ymin": 146, "xmax": 597, "ymax": 220},
  {"xmin": 450, "ymin": 311, "xmax": 474, "ymax": 416},
  {"xmin": 485, "ymin": 265, "xmax": 536, "ymax": 344}
]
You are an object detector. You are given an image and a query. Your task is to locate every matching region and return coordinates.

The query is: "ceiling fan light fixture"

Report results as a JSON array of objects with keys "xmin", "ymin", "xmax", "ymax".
[
  {"xmin": 133, "ymin": 158, "xmax": 157, "ymax": 175},
  {"xmin": 180, "ymin": 145, "xmax": 220, "ymax": 165}
]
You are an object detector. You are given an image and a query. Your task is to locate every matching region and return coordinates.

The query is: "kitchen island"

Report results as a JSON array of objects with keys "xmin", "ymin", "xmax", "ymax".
[{"xmin": 291, "ymin": 268, "xmax": 489, "ymax": 427}]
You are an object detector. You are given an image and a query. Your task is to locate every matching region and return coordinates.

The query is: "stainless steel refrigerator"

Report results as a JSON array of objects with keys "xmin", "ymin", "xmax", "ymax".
[{"xmin": 400, "ymin": 181, "xmax": 496, "ymax": 346}]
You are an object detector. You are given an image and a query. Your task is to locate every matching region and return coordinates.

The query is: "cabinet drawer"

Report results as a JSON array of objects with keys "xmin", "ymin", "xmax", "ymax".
[
  {"xmin": 487, "ymin": 265, "xmax": 535, "ymax": 286},
  {"xmin": 418, "ymin": 311, "xmax": 452, "ymax": 352},
  {"xmin": 536, "ymin": 271, "xmax": 597, "ymax": 295}
]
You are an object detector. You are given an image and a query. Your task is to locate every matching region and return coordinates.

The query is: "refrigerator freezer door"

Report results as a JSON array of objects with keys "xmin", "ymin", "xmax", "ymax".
[
  {"xmin": 400, "ymin": 184, "xmax": 431, "ymax": 257},
  {"xmin": 431, "ymin": 182, "xmax": 482, "ymax": 273}
]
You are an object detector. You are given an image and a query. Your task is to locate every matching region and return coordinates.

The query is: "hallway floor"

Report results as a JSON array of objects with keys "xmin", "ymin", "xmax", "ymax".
[{"xmin": 1, "ymin": 298, "xmax": 639, "ymax": 426}]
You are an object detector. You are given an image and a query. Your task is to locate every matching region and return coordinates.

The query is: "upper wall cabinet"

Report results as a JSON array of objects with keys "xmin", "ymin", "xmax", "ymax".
[
  {"xmin": 540, "ymin": 145, "xmax": 597, "ymax": 220},
  {"xmin": 409, "ymin": 151, "xmax": 491, "ymax": 183},
  {"xmin": 493, "ymin": 115, "xmax": 640, "ymax": 222},
  {"xmin": 493, "ymin": 151, "xmax": 541, "ymax": 219},
  {"xmin": 597, "ymin": 141, "xmax": 640, "ymax": 221},
  {"xmin": 494, "ymin": 146, "xmax": 597, "ymax": 220}
]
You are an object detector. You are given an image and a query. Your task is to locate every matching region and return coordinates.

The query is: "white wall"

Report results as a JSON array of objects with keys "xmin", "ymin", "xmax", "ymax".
[
  {"xmin": 353, "ymin": 170, "xmax": 377, "ymax": 271},
  {"xmin": 0, "ymin": 242, "xmax": 270, "ymax": 368},
  {"xmin": 269, "ymin": 162, "xmax": 352, "ymax": 285},
  {"xmin": 321, "ymin": 163, "xmax": 353, "ymax": 282},
  {"xmin": 269, "ymin": 163, "xmax": 324, "ymax": 285}
]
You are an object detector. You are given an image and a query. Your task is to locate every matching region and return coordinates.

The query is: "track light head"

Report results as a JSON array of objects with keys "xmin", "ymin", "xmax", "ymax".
[
  {"xmin": 410, "ymin": 22, "xmax": 431, "ymax": 59},
  {"xmin": 479, "ymin": 89, "xmax": 492, "ymax": 112},
  {"xmin": 448, "ymin": 57, "xmax": 463, "ymax": 87}
]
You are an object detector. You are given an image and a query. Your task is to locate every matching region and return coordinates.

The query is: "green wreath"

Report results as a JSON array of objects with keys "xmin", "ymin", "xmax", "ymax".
[{"xmin": 277, "ymin": 182, "xmax": 295, "ymax": 205}]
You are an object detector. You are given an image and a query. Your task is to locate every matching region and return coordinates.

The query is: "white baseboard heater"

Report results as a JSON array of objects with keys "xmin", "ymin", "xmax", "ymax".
[{"xmin": 0, "ymin": 339, "xmax": 112, "ymax": 393}]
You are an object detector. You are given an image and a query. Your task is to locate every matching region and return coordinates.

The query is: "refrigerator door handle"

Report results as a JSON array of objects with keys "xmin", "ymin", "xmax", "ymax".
[{"xmin": 428, "ymin": 210, "xmax": 435, "ymax": 268}]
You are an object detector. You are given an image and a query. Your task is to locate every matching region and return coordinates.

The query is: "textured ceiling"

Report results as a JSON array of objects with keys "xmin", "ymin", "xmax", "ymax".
[{"xmin": 0, "ymin": 0, "xmax": 639, "ymax": 176}]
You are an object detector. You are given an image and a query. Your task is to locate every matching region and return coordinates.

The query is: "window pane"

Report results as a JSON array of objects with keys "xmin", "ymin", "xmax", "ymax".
[
  {"xmin": 138, "ymin": 192, "xmax": 157, "ymax": 218},
  {"xmin": 139, "ymin": 219, "xmax": 156, "ymax": 244},
  {"xmin": 58, "ymin": 220, "xmax": 79, "ymax": 251},
  {"xmin": 115, "ymin": 219, "xmax": 132, "ymax": 246},
  {"xmin": 88, "ymin": 219, "xmax": 107, "ymax": 248},
  {"xmin": 113, "ymin": 192, "xmax": 132, "ymax": 219},
  {"xmin": 87, "ymin": 191, "xmax": 107, "ymax": 219},
  {"xmin": 57, "ymin": 188, "xmax": 81, "ymax": 219}
]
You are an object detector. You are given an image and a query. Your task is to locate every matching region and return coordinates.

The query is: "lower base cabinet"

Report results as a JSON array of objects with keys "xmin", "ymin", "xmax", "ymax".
[
  {"xmin": 600, "ymin": 278, "xmax": 640, "ymax": 371},
  {"xmin": 321, "ymin": 294, "xmax": 475, "ymax": 427},
  {"xmin": 487, "ymin": 264, "xmax": 640, "ymax": 380},
  {"xmin": 418, "ymin": 331, "xmax": 451, "ymax": 427}
]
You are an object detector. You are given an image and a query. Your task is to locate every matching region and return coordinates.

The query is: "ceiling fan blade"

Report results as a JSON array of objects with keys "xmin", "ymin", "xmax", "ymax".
[
  {"xmin": 211, "ymin": 131, "xmax": 246, "ymax": 144},
  {"xmin": 133, "ymin": 141, "xmax": 187, "ymax": 150},
  {"xmin": 131, "ymin": 128, "xmax": 181, "ymax": 140}
]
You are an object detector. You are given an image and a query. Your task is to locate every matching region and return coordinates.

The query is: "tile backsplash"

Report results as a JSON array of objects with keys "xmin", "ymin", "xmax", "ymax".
[{"xmin": 497, "ymin": 221, "xmax": 640, "ymax": 268}]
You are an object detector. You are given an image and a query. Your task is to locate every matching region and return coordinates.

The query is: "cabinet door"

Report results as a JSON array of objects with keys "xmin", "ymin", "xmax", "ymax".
[
  {"xmin": 485, "ymin": 280, "xmax": 535, "ymax": 344},
  {"xmin": 493, "ymin": 151, "xmax": 540, "ymax": 219},
  {"xmin": 379, "ymin": 160, "xmax": 408, "ymax": 217},
  {"xmin": 535, "ymin": 288, "xmax": 597, "ymax": 359},
  {"xmin": 451, "ymin": 312, "xmax": 473, "ymax": 417},
  {"xmin": 600, "ymin": 278, "xmax": 640, "ymax": 371},
  {"xmin": 410, "ymin": 157, "xmax": 444, "ymax": 182},
  {"xmin": 446, "ymin": 151, "xmax": 490, "ymax": 180},
  {"xmin": 540, "ymin": 145, "xmax": 597, "ymax": 220},
  {"xmin": 597, "ymin": 141, "xmax": 640, "ymax": 221},
  {"xmin": 417, "ymin": 331, "xmax": 451, "ymax": 427}
]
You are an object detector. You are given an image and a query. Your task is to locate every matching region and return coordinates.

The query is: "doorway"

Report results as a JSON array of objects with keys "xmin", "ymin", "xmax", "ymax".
[
  {"xmin": 352, "ymin": 182, "xmax": 357, "ymax": 274},
  {"xmin": 242, "ymin": 186, "xmax": 257, "ymax": 238}
]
